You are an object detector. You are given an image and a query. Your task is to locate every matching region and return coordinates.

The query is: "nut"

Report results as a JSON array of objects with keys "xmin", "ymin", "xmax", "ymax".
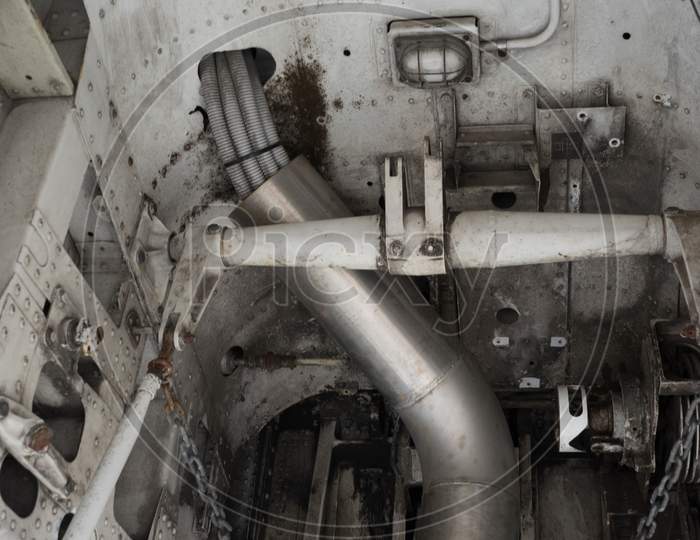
[
  {"xmin": 420, "ymin": 237, "xmax": 444, "ymax": 257},
  {"xmin": 389, "ymin": 240, "xmax": 403, "ymax": 257},
  {"xmin": 25, "ymin": 424, "xmax": 53, "ymax": 452}
]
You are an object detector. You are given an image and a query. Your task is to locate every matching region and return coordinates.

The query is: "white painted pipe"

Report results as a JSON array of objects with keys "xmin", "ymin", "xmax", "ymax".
[
  {"xmin": 222, "ymin": 214, "xmax": 381, "ymax": 270},
  {"xmin": 221, "ymin": 211, "xmax": 666, "ymax": 272},
  {"xmin": 491, "ymin": 0, "xmax": 561, "ymax": 50},
  {"xmin": 449, "ymin": 211, "xmax": 666, "ymax": 268},
  {"xmin": 64, "ymin": 373, "xmax": 161, "ymax": 540}
]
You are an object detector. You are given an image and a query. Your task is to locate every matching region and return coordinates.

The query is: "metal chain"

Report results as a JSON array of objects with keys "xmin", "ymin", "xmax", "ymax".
[
  {"xmin": 176, "ymin": 420, "xmax": 233, "ymax": 540},
  {"xmin": 636, "ymin": 396, "xmax": 700, "ymax": 540}
]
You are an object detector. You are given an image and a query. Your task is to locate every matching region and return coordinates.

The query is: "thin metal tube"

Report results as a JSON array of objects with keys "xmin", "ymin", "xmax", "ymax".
[
  {"xmin": 490, "ymin": 0, "xmax": 561, "ymax": 50},
  {"xmin": 64, "ymin": 374, "xmax": 161, "ymax": 540}
]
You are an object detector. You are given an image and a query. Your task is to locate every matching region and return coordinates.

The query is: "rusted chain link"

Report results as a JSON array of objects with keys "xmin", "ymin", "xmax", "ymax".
[{"xmin": 636, "ymin": 397, "xmax": 700, "ymax": 539}]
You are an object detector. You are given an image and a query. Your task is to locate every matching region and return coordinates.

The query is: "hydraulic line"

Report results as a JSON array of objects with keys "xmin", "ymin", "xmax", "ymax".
[
  {"xmin": 198, "ymin": 55, "xmax": 250, "ymax": 197},
  {"xmin": 215, "ymin": 53, "xmax": 266, "ymax": 191},
  {"xmin": 243, "ymin": 50, "xmax": 289, "ymax": 170},
  {"xmin": 225, "ymin": 50, "xmax": 278, "ymax": 181}
]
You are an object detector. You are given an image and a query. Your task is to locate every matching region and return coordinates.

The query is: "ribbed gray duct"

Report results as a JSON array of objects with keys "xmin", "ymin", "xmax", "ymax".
[
  {"xmin": 243, "ymin": 50, "xmax": 289, "ymax": 170},
  {"xmin": 225, "ymin": 50, "xmax": 278, "ymax": 179},
  {"xmin": 199, "ymin": 50, "xmax": 288, "ymax": 199},
  {"xmin": 198, "ymin": 54, "xmax": 250, "ymax": 197},
  {"xmin": 215, "ymin": 53, "xmax": 265, "ymax": 190}
]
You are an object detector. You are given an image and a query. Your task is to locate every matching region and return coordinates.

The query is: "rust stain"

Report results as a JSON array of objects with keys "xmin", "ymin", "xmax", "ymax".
[{"xmin": 265, "ymin": 55, "xmax": 332, "ymax": 177}]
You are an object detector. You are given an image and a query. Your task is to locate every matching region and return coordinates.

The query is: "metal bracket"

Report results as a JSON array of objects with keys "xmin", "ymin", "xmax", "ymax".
[
  {"xmin": 664, "ymin": 210, "xmax": 700, "ymax": 335},
  {"xmin": 384, "ymin": 137, "xmax": 446, "ymax": 276},
  {"xmin": 557, "ymin": 385, "xmax": 589, "ymax": 453},
  {"xmin": 536, "ymin": 95, "xmax": 626, "ymax": 169},
  {"xmin": 158, "ymin": 221, "xmax": 223, "ymax": 350},
  {"xmin": 449, "ymin": 122, "xmax": 542, "ymax": 211},
  {"xmin": 129, "ymin": 200, "xmax": 175, "ymax": 318},
  {"xmin": 0, "ymin": 395, "xmax": 75, "ymax": 499}
]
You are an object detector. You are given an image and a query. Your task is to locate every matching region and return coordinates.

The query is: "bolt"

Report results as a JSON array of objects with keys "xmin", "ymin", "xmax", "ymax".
[
  {"xmin": 680, "ymin": 325, "xmax": 698, "ymax": 339},
  {"xmin": 420, "ymin": 238, "xmax": 444, "ymax": 257},
  {"xmin": 206, "ymin": 223, "xmax": 222, "ymax": 235},
  {"xmin": 389, "ymin": 240, "xmax": 403, "ymax": 257},
  {"xmin": 26, "ymin": 424, "xmax": 52, "ymax": 451}
]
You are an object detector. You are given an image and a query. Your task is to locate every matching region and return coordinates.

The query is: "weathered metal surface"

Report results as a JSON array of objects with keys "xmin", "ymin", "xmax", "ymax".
[{"xmin": 0, "ymin": 0, "xmax": 73, "ymax": 97}]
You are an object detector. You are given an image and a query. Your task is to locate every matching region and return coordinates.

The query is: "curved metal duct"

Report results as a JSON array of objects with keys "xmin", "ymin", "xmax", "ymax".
[{"xmin": 231, "ymin": 157, "xmax": 519, "ymax": 539}]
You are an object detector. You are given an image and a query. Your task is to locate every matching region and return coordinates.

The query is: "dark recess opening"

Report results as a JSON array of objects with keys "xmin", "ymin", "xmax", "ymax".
[
  {"xmin": 492, "ymin": 191, "xmax": 517, "ymax": 209},
  {"xmin": 496, "ymin": 307, "xmax": 520, "ymax": 325},
  {"xmin": 32, "ymin": 362, "xmax": 85, "ymax": 462},
  {"xmin": 0, "ymin": 456, "xmax": 38, "ymax": 517},
  {"xmin": 58, "ymin": 513, "xmax": 74, "ymax": 539}
]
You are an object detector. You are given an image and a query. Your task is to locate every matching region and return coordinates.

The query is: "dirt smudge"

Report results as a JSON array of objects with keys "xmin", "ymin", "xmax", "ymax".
[{"xmin": 265, "ymin": 55, "xmax": 332, "ymax": 177}]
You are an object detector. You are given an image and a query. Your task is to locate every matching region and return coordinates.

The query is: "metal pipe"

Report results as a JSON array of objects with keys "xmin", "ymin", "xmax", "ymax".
[
  {"xmin": 232, "ymin": 157, "xmax": 518, "ymax": 539},
  {"xmin": 489, "ymin": 0, "xmax": 561, "ymax": 50},
  {"xmin": 64, "ymin": 374, "xmax": 161, "ymax": 540},
  {"xmin": 222, "ymin": 210, "xmax": 666, "ymax": 271},
  {"xmin": 449, "ymin": 210, "xmax": 666, "ymax": 268},
  {"xmin": 222, "ymin": 214, "xmax": 381, "ymax": 269}
]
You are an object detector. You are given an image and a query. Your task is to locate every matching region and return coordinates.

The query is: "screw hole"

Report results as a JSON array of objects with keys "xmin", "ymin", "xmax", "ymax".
[
  {"xmin": 343, "ymin": 48, "xmax": 351, "ymax": 57},
  {"xmin": 496, "ymin": 307, "xmax": 519, "ymax": 325},
  {"xmin": 622, "ymin": 32, "xmax": 631, "ymax": 40},
  {"xmin": 491, "ymin": 192, "xmax": 517, "ymax": 209}
]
